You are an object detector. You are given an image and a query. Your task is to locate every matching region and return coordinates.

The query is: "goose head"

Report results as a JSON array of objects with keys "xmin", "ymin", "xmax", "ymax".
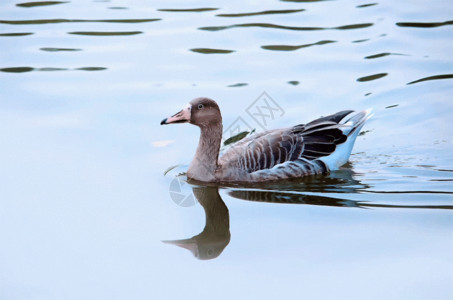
[{"xmin": 160, "ymin": 97, "xmax": 222, "ymax": 128}]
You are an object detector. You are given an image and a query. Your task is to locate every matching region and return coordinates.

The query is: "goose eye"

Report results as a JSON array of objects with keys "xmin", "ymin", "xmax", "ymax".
[{"xmin": 198, "ymin": 104, "xmax": 204, "ymax": 110}]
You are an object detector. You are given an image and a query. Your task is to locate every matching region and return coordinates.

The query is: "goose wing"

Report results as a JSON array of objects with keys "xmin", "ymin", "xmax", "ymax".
[{"xmin": 218, "ymin": 110, "xmax": 361, "ymax": 181}]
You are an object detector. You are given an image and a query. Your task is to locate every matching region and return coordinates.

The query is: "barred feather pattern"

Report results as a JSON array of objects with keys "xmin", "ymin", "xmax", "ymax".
[{"xmin": 217, "ymin": 110, "xmax": 370, "ymax": 182}]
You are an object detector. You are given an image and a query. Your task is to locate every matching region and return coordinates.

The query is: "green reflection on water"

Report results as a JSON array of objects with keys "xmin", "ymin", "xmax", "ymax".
[
  {"xmin": 199, "ymin": 22, "xmax": 373, "ymax": 32},
  {"xmin": 227, "ymin": 83, "xmax": 248, "ymax": 87},
  {"xmin": 356, "ymin": 3, "xmax": 378, "ymax": 8},
  {"xmin": 396, "ymin": 20, "xmax": 453, "ymax": 28},
  {"xmin": 357, "ymin": 73, "xmax": 388, "ymax": 82},
  {"xmin": 0, "ymin": 67, "xmax": 34, "ymax": 73},
  {"xmin": 190, "ymin": 48, "xmax": 235, "ymax": 54},
  {"xmin": 40, "ymin": 47, "xmax": 82, "ymax": 52},
  {"xmin": 0, "ymin": 32, "xmax": 34, "ymax": 36},
  {"xmin": 16, "ymin": 1, "xmax": 68, "ymax": 7},
  {"xmin": 0, "ymin": 18, "xmax": 160, "ymax": 25},
  {"xmin": 407, "ymin": 74, "xmax": 453, "ymax": 85},
  {"xmin": 158, "ymin": 8, "xmax": 218, "ymax": 12},
  {"xmin": 68, "ymin": 31, "xmax": 143, "ymax": 36},
  {"xmin": 0, "ymin": 66, "xmax": 107, "ymax": 72},
  {"xmin": 262, "ymin": 40, "xmax": 336, "ymax": 51},
  {"xmin": 216, "ymin": 9, "xmax": 305, "ymax": 18}
]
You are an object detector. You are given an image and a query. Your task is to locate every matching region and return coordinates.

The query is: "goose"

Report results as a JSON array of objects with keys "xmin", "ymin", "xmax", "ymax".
[{"xmin": 160, "ymin": 97, "xmax": 371, "ymax": 183}]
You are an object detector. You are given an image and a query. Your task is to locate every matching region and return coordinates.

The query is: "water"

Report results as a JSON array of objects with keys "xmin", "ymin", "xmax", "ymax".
[{"xmin": 1, "ymin": 0, "xmax": 452, "ymax": 299}]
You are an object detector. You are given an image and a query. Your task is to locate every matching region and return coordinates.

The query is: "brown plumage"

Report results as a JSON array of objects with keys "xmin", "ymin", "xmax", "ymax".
[{"xmin": 161, "ymin": 97, "xmax": 371, "ymax": 183}]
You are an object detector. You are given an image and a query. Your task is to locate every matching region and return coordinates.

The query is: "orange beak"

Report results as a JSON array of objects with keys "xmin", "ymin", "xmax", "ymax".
[{"xmin": 161, "ymin": 104, "xmax": 191, "ymax": 125}]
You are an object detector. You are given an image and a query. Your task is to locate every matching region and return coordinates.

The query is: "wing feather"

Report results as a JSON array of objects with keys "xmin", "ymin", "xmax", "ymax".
[{"xmin": 218, "ymin": 109, "xmax": 368, "ymax": 181}]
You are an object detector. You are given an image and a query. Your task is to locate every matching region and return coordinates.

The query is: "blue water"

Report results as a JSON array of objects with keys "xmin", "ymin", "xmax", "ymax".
[{"xmin": 1, "ymin": 0, "xmax": 452, "ymax": 299}]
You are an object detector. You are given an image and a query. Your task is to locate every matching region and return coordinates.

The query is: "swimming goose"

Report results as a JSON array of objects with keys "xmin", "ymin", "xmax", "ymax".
[{"xmin": 161, "ymin": 97, "xmax": 371, "ymax": 183}]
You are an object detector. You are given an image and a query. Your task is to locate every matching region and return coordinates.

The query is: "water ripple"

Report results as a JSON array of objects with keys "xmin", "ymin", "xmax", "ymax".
[
  {"xmin": 228, "ymin": 190, "xmax": 453, "ymax": 209},
  {"xmin": 262, "ymin": 40, "xmax": 336, "ymax": 51},
  {"xmin": 199, "ymin": 22, "xmax": 373, "ymax": 32},
  {"xmin": 280, "ymin": 0, "xmax": 329, "ymax": 2},
  {"xmin": 37, "ymin": 67, "xmax": 69, "ymax": 71},
  {"xmin": 364, "ymin": 52, "xmax": 408, "ymax": 59},
  {"xmin": 352, "ymin": 38, "xmax": 370, "ymax": 43},
  {"xmin": 356, "ymin": 3, "xmax": 377, "ymax": 8},
  {"xmin": 0, "ymin": 18, "xmax": 160, "ymax": 25},
  {"xmin": 407, "ymin": 74, "xmax": 453, "ymax": 85},
  {"xmin": 0, "ymin": 67, "xmax": 34, "ymax": 73},
  {"xmin": 216, "ymin": 9, "xmax": 304, "ymax": 18},
  {"xmin": 16, "ymin": 1, "xmax": 68, "ymax": 7},
  {"xmin": 68, "ymin": 31, "xmax": 142, "ymax": 36},
  {"xmin": 396, "ymin": 20, "xmax": 453, "ymax": 28},
  {"xmin": 0, "ymin": 32, "xmax": 34, "ymax": 36},
  {"xmin": 356, "ymin": 73, "xmax": 388, "ymax": 82},
  {"xmin": 190, "ymin": 48, "xmax": 235, "ymax": 54},
  {"xmin": 0, "ymin": 66, "xmax": 106, "ymax": 73},
  {"xmin": 366, "ymin": 190, "xmax": 453, "ymax": 195},
  {"xmin": 227, "ymin": 83, "xmax": 248, "ymax": 87},
  {"xmin": 40, "ymin": 47, "xmax": 82, "ymax": 52},
  {"xmin": 157, "ymin": 8, "xmax": 218, "ymax": 12},
  {"xmin": 75, "ymin": 67, "xmax": 107, "ymax": 71}
]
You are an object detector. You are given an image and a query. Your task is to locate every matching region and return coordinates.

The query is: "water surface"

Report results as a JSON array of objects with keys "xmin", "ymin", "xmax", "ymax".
[{"xmin": 1, "ymin": 0, "xmax": 452, "ymax": 299}]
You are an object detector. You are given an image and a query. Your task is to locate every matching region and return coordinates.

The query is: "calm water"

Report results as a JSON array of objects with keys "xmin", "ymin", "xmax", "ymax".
[{"xmin": 1, "ymin": 0, "xmax": 453, "ymax": 299}]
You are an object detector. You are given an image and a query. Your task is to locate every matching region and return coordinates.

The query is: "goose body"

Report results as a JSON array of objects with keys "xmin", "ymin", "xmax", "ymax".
[{"xmin": 161, "ymin": 97, "xmax": 371, "ymax": 183}]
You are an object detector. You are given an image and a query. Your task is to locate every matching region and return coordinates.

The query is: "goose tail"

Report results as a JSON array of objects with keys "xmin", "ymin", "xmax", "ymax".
[
  {"xmin": 319, "ymin": 109, "xmax": 372, "ymax": 170},
  {"xmin": 340, "ymin": 108, "xmax": 373, "ymax": 136}
]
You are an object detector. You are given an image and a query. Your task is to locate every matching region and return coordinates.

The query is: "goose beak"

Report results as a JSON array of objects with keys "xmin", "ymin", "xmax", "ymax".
[
  {"xmin": 162, "ymin": 239, "xmax": 199, "ymax": 257},
  {"xmin": 160, "ymin": 104, "xmax": 191, "ymax": 125}
]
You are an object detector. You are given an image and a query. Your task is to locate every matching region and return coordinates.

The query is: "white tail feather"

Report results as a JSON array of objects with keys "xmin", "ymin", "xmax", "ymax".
[{"xmin": 320, "ymin": 109, "xmax": 372, "ymax": 170}]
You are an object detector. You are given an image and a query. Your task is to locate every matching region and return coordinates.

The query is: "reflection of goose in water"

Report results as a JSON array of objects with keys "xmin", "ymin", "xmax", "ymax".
[
  {"xmin": 227, "ymin": 168, "xmax": 368, "ymax": 208},
  {"xmin": 163, "ymin": 187, "xmax": 230, "ymax": 260},
  {"xmin": 236, "ymin": 167, "xmax": 369, "ymax": 193},
  {"xmin": 164, "ymin": 169, "xmax": 452, "ymax": 260},
  {"xmin": 229, "ymin": 189, "xmax": 453, "ymax": 210},
  {"xmin": 229, "ymin": 189, "xmax": 360, "ymax": 207},
  {"xmin": 228, "ymin": 168, "xmax": 453, "ymax": 209}
]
